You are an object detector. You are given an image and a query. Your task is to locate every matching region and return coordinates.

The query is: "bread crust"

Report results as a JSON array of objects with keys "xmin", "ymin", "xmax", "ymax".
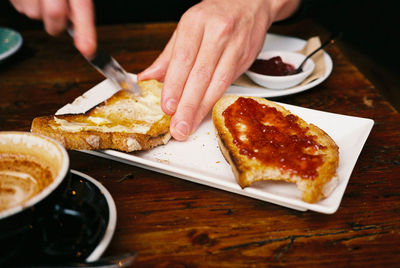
[
  {"xmin": 212, "ymin": 95, "xmax": 339, "ymax": 203},
  {"xmin": 31, "ymin": 116, "xmax": 171, "ymax": 152},
  {"xmin": 31, "ymin": 80, "xmax": 171, "ymax": 152}
]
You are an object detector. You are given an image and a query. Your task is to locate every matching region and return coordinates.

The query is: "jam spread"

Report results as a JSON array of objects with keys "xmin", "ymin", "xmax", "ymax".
[
  {"xmin": 222, "ymin": 97, "xmax": 326, "ymax": 179},
  {"xmin": 249, "ymin": 56, "xmax": 296, "ymax": 76}
]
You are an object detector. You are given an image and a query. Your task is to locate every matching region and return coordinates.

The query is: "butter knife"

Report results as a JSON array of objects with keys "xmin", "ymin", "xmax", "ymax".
[
  {"xmin": 87, "ymin": 46, "xmax": 141, "ymax": 95},
  {"xmin": 55, "ymin": 28, "xmax": 141, "ymax": 115}
]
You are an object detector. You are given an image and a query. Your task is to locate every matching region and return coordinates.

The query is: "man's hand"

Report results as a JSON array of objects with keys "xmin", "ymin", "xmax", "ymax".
[
  {"xmin": 10, "ymin": 0, "xmax": 96, "ymax": 58},
  {"xmin": 138, "ymin": 0, "xmax": 300, "ymax": 141}
]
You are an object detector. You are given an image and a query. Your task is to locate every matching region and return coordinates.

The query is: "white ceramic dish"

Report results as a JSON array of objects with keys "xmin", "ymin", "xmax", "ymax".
[
  {"xmin": 245, "ymin": 50, "xmax": 315, "ymax": 89},
  {"xmin": 74, "ymin": 86, "xmax": 374, "ymax": 214},
  {"xmin": 0, "ymin": 27, "xmax": 23, "ymax": 61},
  {"xmin": 228, "ymin": 33, "xmax": 333, "ymax": 97},
  {"xmin": 69, "ymin": 170, "xmax": 117, "ymax": 262}
]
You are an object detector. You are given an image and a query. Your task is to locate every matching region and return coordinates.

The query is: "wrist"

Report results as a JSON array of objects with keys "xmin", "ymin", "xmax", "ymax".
[{"xmin": 267, "ymin": 0, "xmax": 302, "ymax": 22}]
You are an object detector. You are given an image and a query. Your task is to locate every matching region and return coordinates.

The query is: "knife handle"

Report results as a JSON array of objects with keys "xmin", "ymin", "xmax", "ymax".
[
  {"xmin": 66, "ymin": 26, "xmax": 141, "ymax": 95},
  {"xmin": 89, "ymin": 48, "xmax": 113, "ymax": 69}
]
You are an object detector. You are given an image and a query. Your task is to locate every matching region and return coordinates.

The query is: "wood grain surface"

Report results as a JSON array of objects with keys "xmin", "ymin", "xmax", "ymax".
[{"xmin": 1, "ymin": 20, "xmax": 399, "ymax": 267}]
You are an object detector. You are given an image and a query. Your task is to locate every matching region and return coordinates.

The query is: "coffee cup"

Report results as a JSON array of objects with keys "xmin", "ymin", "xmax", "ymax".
[{"xmin": 0, "ymin": 132, "xmax": 107, "ymax": 265}]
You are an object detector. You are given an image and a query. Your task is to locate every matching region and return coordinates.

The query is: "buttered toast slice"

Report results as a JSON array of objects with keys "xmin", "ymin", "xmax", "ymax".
[
  {"xmin": 31, "ymin": 80, "xmax": 171, "ymax": 152},
  {"xmin": 212, "ymin": 95, "xmax": 339, "ymax": 203}
]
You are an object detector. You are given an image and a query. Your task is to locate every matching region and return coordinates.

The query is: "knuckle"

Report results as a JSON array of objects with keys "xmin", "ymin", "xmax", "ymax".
[
  {"xmin": 183, "ymin": 4, "xmax": 205, "ymax": 20},
  {"xmin": 180, "ymin": 102, "xmax": 197, "ymax": 115},
  {"xmin": 240, "ymin": 52, "xmax": 253, "ymax": 67},
  {"xmin": 163, "ymin": 81, "xmax": 182, "ymax": 95},
  {"xmin": 180, "ymin": 6, "xmax": 203, "ymax": 26},
  {"xmin": 193, "ymin": 65, "xmax": 212, "ymax": 82},
  {"xmin": 240, "ymin": 11, "xmax": 255, "ymax": 27},
  {"xmin": 214, "ymin": 16, "xmax": 235, "ymax": 36},
  {"xmin": 174, "ymin": 49, "xmax": 193, "ymax": 67},
  {"xmin": 237, "ymin": 43, "xmax": 259, "ymax": 68},
  {"xmin": 46, "ymin": 9, "xmax": 66, "ymax": 21},
  {"xmin": 214, "ymin": 71, "xmax": 232, "ymax": 89}
]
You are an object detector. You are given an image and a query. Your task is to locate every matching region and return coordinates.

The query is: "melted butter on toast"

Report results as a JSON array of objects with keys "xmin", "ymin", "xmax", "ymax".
[{"xmin": 52, "ymin": 80, "xmax": 169, "ymax": 135}]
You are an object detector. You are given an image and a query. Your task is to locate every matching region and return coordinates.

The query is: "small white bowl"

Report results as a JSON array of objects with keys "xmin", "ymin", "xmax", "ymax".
[{"xmin": 245, "ymin": 50, "xmax": 315, "ymax": 89}]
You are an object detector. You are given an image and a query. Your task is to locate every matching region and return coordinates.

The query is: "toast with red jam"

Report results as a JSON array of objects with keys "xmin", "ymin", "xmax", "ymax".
[{"xmin": 212, "ymin": 95, "xmax": 339, "ymax": 203}]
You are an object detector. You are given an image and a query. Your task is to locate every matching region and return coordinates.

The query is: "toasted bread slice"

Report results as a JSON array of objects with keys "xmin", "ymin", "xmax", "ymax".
[
  {"xmin": 31, "ymin": 80, "xmax": 171, "ymax": 152},
  {"xmin": 212, "ymin": 95, "xmax": 339, "ymax": 203}
]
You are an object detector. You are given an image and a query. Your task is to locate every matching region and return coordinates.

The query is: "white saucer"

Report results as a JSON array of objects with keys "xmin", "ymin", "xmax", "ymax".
[{"xmin": 69, "ymin": 170, "xmax": 117, "ymax": 262}]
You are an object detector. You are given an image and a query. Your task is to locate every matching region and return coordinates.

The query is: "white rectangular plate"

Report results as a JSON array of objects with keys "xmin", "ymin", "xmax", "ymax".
[{"xmin": 77, "ymin": 80, "xmax": 373, "ymax": 213}]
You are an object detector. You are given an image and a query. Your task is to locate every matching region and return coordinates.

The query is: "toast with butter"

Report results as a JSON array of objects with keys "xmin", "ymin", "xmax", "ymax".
[
  {"xmin": 212, "ymin": 95, "xmax": 339, "ymax": 203},
  {"xmin": 31, "ymin": 80, "xmax": 171, "ymax": 152}
]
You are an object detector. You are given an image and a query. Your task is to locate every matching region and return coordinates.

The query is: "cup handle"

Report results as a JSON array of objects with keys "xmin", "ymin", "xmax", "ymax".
[{"xmin": 35, "ymin": 172, "xmax": 106, "ymax": 261}]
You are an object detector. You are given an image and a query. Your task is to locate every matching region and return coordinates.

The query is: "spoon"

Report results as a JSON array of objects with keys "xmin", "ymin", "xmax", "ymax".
[{"xmin": 294, "ymin": 32, "xmax": 342, "ymax": 74}]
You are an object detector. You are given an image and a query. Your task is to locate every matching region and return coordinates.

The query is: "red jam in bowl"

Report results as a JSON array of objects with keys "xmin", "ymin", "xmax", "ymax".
[{"xmin": 249, "ymin": 56, "xmax": 296, "ymax": 76}]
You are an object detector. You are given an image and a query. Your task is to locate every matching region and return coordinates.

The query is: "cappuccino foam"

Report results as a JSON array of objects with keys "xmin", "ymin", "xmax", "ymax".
[{"xmin": 0, "ymin": 153, "xmax": 54, "ymax": 212}]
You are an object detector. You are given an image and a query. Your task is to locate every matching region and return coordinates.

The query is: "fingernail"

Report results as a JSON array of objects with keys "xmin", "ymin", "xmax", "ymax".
[
  {"xmin": 77, "ymin": 37, "xmax": 96, "ymax": 59},
  {"xmin": 165, "ymin": 99, "xmax": 177, "ymax": 114},
  {"xmin": 174, "ymin": 121, "xmax": 190, "ymax": 138}
]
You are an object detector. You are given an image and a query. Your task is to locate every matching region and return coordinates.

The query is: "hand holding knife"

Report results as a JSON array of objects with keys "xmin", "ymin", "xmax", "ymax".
[
  {"xmin": 67, "ymin": 27, "xmax": 141, "ymax": 96},
  {"xmin": 55, "ymin": 27, "xmax": 141, "ymax": 116}
]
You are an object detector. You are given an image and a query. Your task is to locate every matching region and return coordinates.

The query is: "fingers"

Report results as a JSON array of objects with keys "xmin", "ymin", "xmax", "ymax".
[
  {"xmin": 40, "ymin": 0, "xmax": 68, "ymax": 36},
  {"xmin": 191, "ymin": 30, "xmax": 249, "ymax": 133},
  {"xmin": 69, "ymin": 0, "xmax": 96, "ymax": 58},
  {"xmin": 169, "ymin": 21, "xmax": 233, "ymax": 140},
  {"xmin": 190, "ymin": 56, "xmax": 236, "ymax": 133},
  {"xmin": 10, "ymin": 0, "xmax": 41, "ymax": 19},
  {"xmin": 10, "ymin": 0, "xmax": 97, "ymax": 58},
  {"xmin": 160, "ymin": 13, "xmax": 204, "ymax": 116},
  {"xmin": 11, "ymin": 0, "xmax": 68, "ymax": 34},
  {"xmin": 188, "ymin": 12, "xmax": 268, "ymax": 135}
]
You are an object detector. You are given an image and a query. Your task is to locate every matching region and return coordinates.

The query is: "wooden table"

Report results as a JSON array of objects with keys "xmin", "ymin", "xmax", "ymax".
[{"xmin": 1, "ymin": 20, "xmax": 400, "ymax": 267}]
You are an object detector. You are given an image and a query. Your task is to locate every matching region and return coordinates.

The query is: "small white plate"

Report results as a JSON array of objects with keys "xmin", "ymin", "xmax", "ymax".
[
  {"xmin": 82, "ymin": 103, "xmax": 373, "ymax": 214},
  {"xmin": 245, "ymin": 50, "xmax": 315, "ymax": 89},
  {"xmin": 228, "ymin": 33, "xmax": 333, "ymax": 98},
  {"xmin": 0, "ymin": 27, "xmax": 23, "ymax": 61}
]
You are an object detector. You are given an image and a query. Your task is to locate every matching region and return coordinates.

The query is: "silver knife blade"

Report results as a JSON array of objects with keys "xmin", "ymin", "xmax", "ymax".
[
  {"xmin": 67, "ymin": 27, "xmax": 140, "ymax": 96},
  {"xmin": 55, "ymin": 74, "xmax": 136, "ymax": 115},
  {"xmin": 55, "ymin": 28, "xmax": 141, "ymax": 115},
  {"xmin": 89, "ymin": 47, "xmax": 141, "ymax": 95}
]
